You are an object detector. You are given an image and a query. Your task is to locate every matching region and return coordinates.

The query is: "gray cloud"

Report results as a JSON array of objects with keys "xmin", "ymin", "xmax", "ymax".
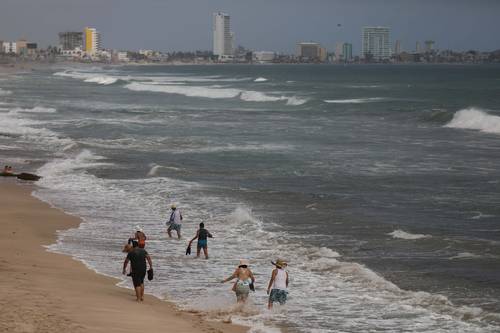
[{"xmin": 1, "ymin": 0, "xmax": 499, "ymax": 53}]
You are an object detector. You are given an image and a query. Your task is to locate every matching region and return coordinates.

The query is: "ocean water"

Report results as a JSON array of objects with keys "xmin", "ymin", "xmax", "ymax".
[{"xmin": 1, "ymin": 64, "xmax": 500, "ymax": 332}]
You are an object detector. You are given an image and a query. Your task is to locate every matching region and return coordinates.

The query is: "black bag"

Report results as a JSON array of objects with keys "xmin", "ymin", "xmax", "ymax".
[
  {"xmin": 249, "ymin": 282, "xmax": 255, "ymax": 292},
  {"xmin": 147, "ymin": 268, "xmax": 154, "ymax": 281},
  {"xmin": 186, "ymin": 244, "xmax": 191, "ymax": 255}
]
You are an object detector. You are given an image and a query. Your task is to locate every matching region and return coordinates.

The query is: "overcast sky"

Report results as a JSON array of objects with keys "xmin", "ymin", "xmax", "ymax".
[{"xmin": 1, "ymin": 0, "xmax": 499, "ymax": 53}]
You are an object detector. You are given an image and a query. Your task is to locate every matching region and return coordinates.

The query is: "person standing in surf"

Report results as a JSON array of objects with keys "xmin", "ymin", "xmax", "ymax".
[
  {"xmin": 166, "ymin": 204, "xmax": 183, "ymax": 239},
  {"xmin": 187, "ymin": 222, "xmax": 213, "ymax": 259},
  {"xmin": 221, "ymin": 259, "xmax": 255, "ymax": 303},
  {"xmin": 267, "ymin": 258, "xmax": 289, "ymax": 309},
  {"xmin": 122, "ymin": 245, "xmax": 153, "ymax": 302}
]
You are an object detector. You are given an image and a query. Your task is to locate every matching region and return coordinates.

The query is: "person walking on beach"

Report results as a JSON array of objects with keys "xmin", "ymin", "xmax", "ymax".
[
  {"xmin": 166, "ymin": 204, "xmax": 183, "ymax": 239},
  {"xmin": 221, "ymin": 259, "xmax": 255, "ymax": 303},
  {"xmin": 266, "ymin": 259, "xmax": 289, "ymax": 309},
  {"xmin": 122, "ymin": 245, "xmax": 153, "ymax": 302},
  {"xmin": 187, "ymin": 222, "xmax": 213, "ymax": 259}
]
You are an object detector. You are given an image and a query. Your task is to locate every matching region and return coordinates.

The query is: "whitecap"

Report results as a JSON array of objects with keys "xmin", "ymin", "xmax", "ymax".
[
  {"xmin": 445, "ymin": 107, "xmax": 500, "ymax": 135},
  {"xmin": 254, "ymin": 77, "xmax": 268, "ymax": 82},
  {"xmin": 324, "ymin": 97, "xmax": 386, "ymax": 104},
  {"xmin": 125, "ymin": 82, "xmax": 241, "ymax": 99},
  {"xmin": 388, "ymin": 229, "xmax": 431, "ymax": 240},
  {"xmin": 449, "ymin": 252, "xmax": 482, "ymax": 260}
]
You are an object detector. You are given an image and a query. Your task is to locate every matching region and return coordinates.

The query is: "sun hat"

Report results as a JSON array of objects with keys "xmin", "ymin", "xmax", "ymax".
[
  {"xmin": 272, "ymin": 258, "xmax": 288, "ymax": 268},
  {"xmin": 171, "ymin": 203, "xmax": 176, "ymax": 209},
  {"xmin": 135, "ymin": 225, "xmax": 143, "ymax": 233},
  {"xmin": 239, "ymin": 259, "xmax": 250, "ymax": 267}
]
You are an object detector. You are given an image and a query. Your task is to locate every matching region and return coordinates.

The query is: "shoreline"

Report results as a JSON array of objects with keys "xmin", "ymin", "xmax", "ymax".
[{"xmin": 0, "ymin": 179, "xmax": 247, "ymax": 333}]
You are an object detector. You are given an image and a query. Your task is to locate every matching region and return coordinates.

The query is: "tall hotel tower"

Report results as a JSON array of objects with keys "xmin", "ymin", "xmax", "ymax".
[
  {"xmin": 213, "ymin": 12, "xmax": 233, "ymax": 56},
  {"xmin": 83, "ymin": 27, "xmax": 101, "ymax": 55},
  {"xmin": 361, "ymin": 26, "xmax": 391, "ymax": 60}
]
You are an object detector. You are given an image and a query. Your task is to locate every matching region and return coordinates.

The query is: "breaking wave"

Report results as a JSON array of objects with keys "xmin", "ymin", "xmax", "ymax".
[
  {"xmin": 254, "ymin": 77, "xmax": 268, "ymax": 82},
  {"xmin": 125, "ymin": 82, "xmax": 241, "ymax": 99},
  {"xmin": 445, "ymin": 107, "xmax": 500, "ymax": 135},
  {"xmin": 388, "ymin": 229, "xmax": 431, "ymax": 240},
  {"xmin": 54, "ymin": 71, "xmax": 119, "ymax": 85}
]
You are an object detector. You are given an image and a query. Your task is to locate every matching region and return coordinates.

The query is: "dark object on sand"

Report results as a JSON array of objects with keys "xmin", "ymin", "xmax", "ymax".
[
  {"xmin": 185, "ymin": 244, "xmax": 191, "ymax": 255},
  {"xmin": 249, "ymin": 282, "xmax": 255, "ymax": 292},
  {"xmin": 16, "ymin": 173, "xmax": 41, "ymax": 181},
  {"xmin": 147, "ymin": 268, "xmax": 154, "ymax": 281}
]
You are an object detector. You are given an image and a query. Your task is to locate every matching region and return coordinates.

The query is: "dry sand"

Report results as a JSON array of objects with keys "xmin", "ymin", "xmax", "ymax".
[{"xmin": 0, "ymin": 179, "xmax": 247, "ymax": 333}]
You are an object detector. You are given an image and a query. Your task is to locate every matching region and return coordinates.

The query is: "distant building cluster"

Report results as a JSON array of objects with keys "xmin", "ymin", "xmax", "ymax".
[{"xmin": 1, "ymin": 14, "xmax": 500, "ymax": 65}]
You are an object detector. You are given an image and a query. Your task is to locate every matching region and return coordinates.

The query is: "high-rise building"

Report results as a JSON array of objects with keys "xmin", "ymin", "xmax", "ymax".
[
  {"xmin": 361, "ymin": 26, "xmax": 391, "ymax": 60},
  {"xmin": 416, "ymin": 41, "xmax": 422, "ymax": 54},
  {"xmin": 342, "ymin": 43, "xmax": 353, "ymax": 61},
  {"xmin": 424, "ymin": 40, "xmax": 435, "ymax": 53},
  {"xmin": 335, "ymin": 42, "xmax": 344, "ymax": 60},
  {"xmin": 2, "ymin": 42, "xmax": 17, "ymax": 54},
  {"xmin": 297, "ymin": 42, "xmax": 326, "ymax": 61},
  {"xmin": 59, "ymin": 32, "xmax": 83, "ymax": 50},
  {"xmin": 394, "ymin": 40, "xmax": 402, "ymax": 55},
  {"xmin": 213, "ymin": 12, "xmax": 233, "ymax": 56},
  {"xmin": 83, "ymin": 27, "xmax": 101, "ymax": 54}
]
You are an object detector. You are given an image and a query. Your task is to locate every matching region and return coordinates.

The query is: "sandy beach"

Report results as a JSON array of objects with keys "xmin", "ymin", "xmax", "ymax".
[{"xmin": 0, "ymin": 179, "xmax": 247, "ymax": 333}]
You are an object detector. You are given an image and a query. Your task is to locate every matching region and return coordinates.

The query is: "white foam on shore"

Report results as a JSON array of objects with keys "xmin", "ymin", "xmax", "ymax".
[
  {"xmin": 445, "ymin": 107, "xmax": 500, "ymax": 135},
  {"xmin": 33, "ymin": 153, "xmax": 500, "ymax": 333},
  {"xmin": 324, "ymin": 97, "xmax": 386, "ymax": 104},
  {"xmin": 254, "ymin": 77, "xmax": 268, "ymax": 82},
  {"xmin": 388, "ymin": 229, "xmax": 431, "ymax": 240}
]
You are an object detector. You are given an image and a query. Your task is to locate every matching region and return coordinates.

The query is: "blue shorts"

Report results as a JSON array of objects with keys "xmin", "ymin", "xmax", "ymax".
[
  {"xmin": 269, "ymin": 289, "xmax": 288, "ymax": 305},
  {"xmin": 197, "ymin": 239, "xmax": 207, "ymax": 249}
]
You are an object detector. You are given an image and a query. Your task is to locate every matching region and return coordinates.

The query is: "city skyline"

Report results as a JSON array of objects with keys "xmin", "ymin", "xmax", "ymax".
[{"xmin": 1, "ymin": 0, "xmax": 500, "ymax": 53}]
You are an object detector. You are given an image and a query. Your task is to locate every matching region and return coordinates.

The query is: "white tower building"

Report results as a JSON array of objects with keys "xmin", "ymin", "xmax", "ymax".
[
  {"xmin": 362, "ymin": 26, "xmax": 391, "ymax": 60},
  {"xmin": 213, "ymin": 12, "xmax": 233, "ymax": 57}
]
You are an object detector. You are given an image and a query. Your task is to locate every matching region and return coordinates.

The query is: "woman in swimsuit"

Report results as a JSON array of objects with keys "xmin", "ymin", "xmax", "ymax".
[{"xmin": 221, "ymin": 259, "xmax": 255, "ymax": 303}]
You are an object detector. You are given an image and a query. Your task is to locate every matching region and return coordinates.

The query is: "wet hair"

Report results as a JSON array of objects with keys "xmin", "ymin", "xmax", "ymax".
[
  {"xmin": 238, "ymin": 265, "xmax": 248, "ymax": 269},
  {"xmin": 199, "ymin": 222, "xmax": 204, "ymax": 228}
]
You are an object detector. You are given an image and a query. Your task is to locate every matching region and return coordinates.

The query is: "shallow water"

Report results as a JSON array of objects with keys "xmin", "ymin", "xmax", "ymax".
[{"xmin": 1, "ymin": 64, "xmax": 500, "ymax": 332}]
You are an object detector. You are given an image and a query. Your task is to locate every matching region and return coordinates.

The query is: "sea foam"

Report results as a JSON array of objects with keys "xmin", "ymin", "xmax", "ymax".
[
  {"xmin": 324, "ymin": 97, "xmax": 386, "ymax": 104},
  {"xmin": 388, "ymin": 229, "xmax": 431, "ymax": 240},
  {"xmin": 445, "ymin": 107, "xmax": 500, "ymax": 135}
]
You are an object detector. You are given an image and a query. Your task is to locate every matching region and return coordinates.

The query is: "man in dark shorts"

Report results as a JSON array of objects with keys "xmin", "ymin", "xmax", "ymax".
[
  {"xmin": 122, "ymin": 246, "xmax": 153, "ymax": 302},
  {"xmin": 188, "ymin": 222, "xmax": 213, "ymax": 259}
]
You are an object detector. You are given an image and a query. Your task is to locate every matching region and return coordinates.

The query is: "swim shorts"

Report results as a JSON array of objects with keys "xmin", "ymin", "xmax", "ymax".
[
  {"xmin": 168, "ymin": 223, "xmax": 181, "ymax": 232},
  {"xmin": 197, "ymin": 239, "xmax": 207, "ymax": 249},
  {"xmin": 131, "ymin": 271, "xmax": 146, "ymax": 288},
  {"xmin": 269, "ymin": 289, "xmax": 287, "ymax": 305},
  {"xmin": 235, "ymin": 282, "xmax": 250, "ymax": 302}
]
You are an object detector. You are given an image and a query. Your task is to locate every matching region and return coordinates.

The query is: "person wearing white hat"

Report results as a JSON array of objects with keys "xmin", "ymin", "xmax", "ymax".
[
  {"xmin": 267, "ymin": 258, "xmax": 289, "ymax": 309},
  {"xmin": 221, "ymin": 259, "xmax": 255, "ymax": 303},
  {"xmin": 166, "ymin": 204, "xmax": 183, "ymax": 239}
]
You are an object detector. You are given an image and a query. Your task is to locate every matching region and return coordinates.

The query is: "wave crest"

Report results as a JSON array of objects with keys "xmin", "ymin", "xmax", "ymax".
[
  {"xmin": 388, "ymin": 229, "xmax": 431, "ymax": 240},
  {"xmin": 445, "ymin": 107, "xmax": 500, "ymax": 135}
]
